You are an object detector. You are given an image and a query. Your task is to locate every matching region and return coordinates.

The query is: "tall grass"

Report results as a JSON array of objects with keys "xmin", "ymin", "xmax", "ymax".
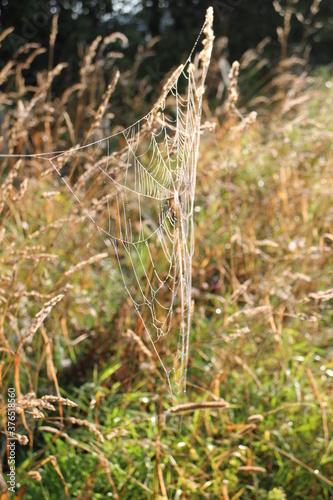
[{"xmin": 1, "ymin": 6, "xmax": 333, "ymax": 499}]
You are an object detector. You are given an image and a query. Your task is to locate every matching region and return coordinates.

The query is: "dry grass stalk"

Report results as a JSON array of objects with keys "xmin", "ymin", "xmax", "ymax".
[
  {"xmin": 40, "ymin": 455, "xmax": 69, "ymax": 499},
  {"xmin": 41, "ymin": 395, "xmax": 77, "ymax": 407},
  {"xmin": 97, "ymin": 454, "xmax": 119, "ymax": 499},
  {"xmin": 78, "ymin": 35, "xmax": 102, "ymax": 103},
  {"xmin": 84, "ymin": 70, "xmax": 119, "ymax": 144},
  {"xmin": 21, "ymin": 294, "xmax": 65, "ymax": 346},
  {"xmin": 17, "ymin": 47, "xmax": 47, "ymax": 73},
  {"xmin": 0, "ymin": 61, "xmax": 15, "ymax": 86},
  {"xmin": 198, "ymin": 5, "xmax": 215, "ymax": 90},
  {"xmin": 222, "ymin": 480, "xmax": 230, "ymax": 500},
  {"xmin": 234, "ymin": 424, "xmax": 257, "ymax": 437},
  {"xmin": 15, "ymin": 392, "xmax": 77, "ymax": 412},
  {"xmin": 48, "ymin": 13, "xmax": 59, "ymax": 95},
  {"xmin": 14, "ymin": 41, "xmax": 39, "ymax": 57},
  {"xmin": 60, "ymin": 82, "xmax": 85, "ymax": 106},
  {"xmin": 0, "ymin": 475, "xmax": 10, "ymax": 497},
  {"xmin": 275, "ymin": 2, "xmax": 292, "ymax": 60},
  {"xmin": 308, "ymin": 289, "xmax": 333, "ymax": 302},
  {"xmin": 237, "ymin": 466, "xmax": 267, "ymax": 473},
  {"xmin": 234, "ymin": 110, "xmax": 257, "ymax": 132},
  {"xmin": 227, "ymin": 305, "xmax": 271, "ymax": 323},
  {"xmin": 38, "ymin": 325, "xmax": 64, "ymax": 422},
  {"xmin": 62, "ymin": 110, "xmax": 76, "ymax": 145},
  {"xmin": 247, "ymin": 414, "xmax": 264, "ymax": 423},
  {"xmin": 41, "ymin": 190, "xmax": 60, "ymax": 199},
  {"xmin": 0, "ymin": 159, "xmax": 21, "ymax": 202},
  {"xmin": 27, "ymin": 470, "xmax": 42, "ymax": 482},
  {"xmin": 11, "ymin": 177, "xmax": 28, "ymax": 202},
  {"xmin": 148, "ymin": 64, "xmax": 184, "ymax": 126},
  {"xmin": 165, "ymin": 400, "xmax": 229, "ymax": 415},
  {"xmin": 225, "ymin": 61, "xmax": 240, "ymax": 115},
  {"xmin": 155, "ymin": 432, "xmax": 167, "ymax": 499},
  {"xmin": 0, "ymin": 26, "xmax": 14, "ymax": 47},
  {"xmin": 100, "ymin": 32, "xmax": 128, "ymax": 51},
  {"xmin": 106, "ymin": 428, "xmax": 128, "ymax": 440},
  {"xmin": 267, "ymin": 442, "xmax": 333, "ymax": 488},
  {"xmin": 39, "ymin": 426, "xmax": 79, "ymax": 446},
  {"xmin": 1, "ymin": 252, "xmax": 58, "ymax": 267},
  {"xmin": 28, "ymin": 214, "xmax": 89, "ymax": 240},
  {"xmin": 233, "ymin": 355, "xmax": 263, "ymax": 391},
  {"xmin": 15, "ymin": 434, "xmax": 29, "ymax": 445},
  {"xmin": 124, "ymin": 329, "xmax": 156, "ymax": 372},
  {"xmin": 306, "ymin": 367, "xmax": 329, "ymax": 444},
  {"xmin": 64, "ymin": 252, "xmax": 108, "ymax": 277},
  {"xmin": 124, "ymin": 329, "xmax": 154, "ymax": 361},
  {"xmin": 45, "ymin": 62, "xmax": 69, "ymax": 90},
  {"xmin": 67, "ymin": 416, "xmax": 104, "ymax": 442},
  {"xmin": 49, "ymin": 14, "xmax": 59, "ymax": 49},
  {"xmin": 310, "ymin": 0, "xmax": 322, "ymax": 16}
]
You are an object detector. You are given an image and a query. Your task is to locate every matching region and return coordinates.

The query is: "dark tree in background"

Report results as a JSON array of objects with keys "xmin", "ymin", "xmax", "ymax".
[
  {"xmin": 0, "ymin": 0, "xmax": 332, "ymax": 87},
  {"xmin": 0, "ymin": 0, "xmax": 114, "ymax": 81}
]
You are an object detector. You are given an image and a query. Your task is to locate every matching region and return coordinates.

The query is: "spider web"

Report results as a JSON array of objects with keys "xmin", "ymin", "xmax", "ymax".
[{"xmin": 2, "ymin": 8, "xmax": 214, "ymax": 394}]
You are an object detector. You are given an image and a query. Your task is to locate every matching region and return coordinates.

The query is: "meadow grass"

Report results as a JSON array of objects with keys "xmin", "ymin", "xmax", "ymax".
[{"xmin": 0, "ymin": 20, "xmax": 333, "ymax": 499}]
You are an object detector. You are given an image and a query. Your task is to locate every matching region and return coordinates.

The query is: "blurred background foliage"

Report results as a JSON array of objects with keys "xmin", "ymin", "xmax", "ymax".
[{"xmin": 1, "ymin": 0, "xmax": 332, "ymax": 86}]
